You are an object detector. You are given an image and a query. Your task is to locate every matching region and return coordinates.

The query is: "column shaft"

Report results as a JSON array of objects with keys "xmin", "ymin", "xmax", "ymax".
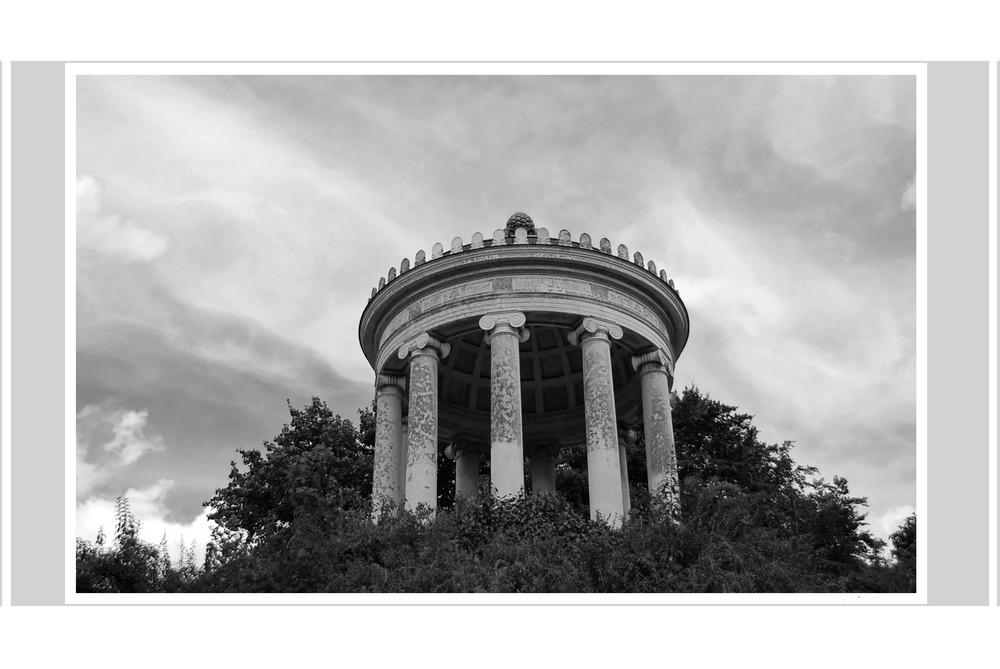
[
  {"xmin": 619, "ymin": 444, "xmax": 631, "ymax": 517},
  {"xmin": 531, "ymin": 455, "xmax": 556, "ymax": 495},
  {"xmin": 404, "ymin": 350, "xmax": 440, "ymax": 514},
  {"xmin": 580, "ymin": 332, "xmax": 625, "ymax": 526},
  {"xmin": 639, "ymin": 363, "xmax": 679, "ymax": 511},
  {"xmin": 372, "ymin": 381, "xmax": 404, "ymax": 519},
  {"xmin": 480, "ymin": 313, "xmax": 527, "ymax": 498},
  {"xmin": 454, "ymin": 452, "xmax": 480, "ymax": 501},
  {"xmin": 399, "ymin": 417, "xmax": 409, "ymax": 506}
]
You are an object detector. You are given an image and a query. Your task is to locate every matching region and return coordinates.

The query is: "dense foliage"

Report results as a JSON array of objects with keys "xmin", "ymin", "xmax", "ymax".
[
  {"xmin": 76, "ymin": 389, "xmax": 917, "ymax": 593},
  {"xmin": 76, "ymin": 497, "xmax": 201, "ymax": 593}
]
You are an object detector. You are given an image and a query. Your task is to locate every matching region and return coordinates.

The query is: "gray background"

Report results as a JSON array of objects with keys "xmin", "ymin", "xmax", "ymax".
[
  {"xmin": 7, "ymin": 61, "xmax": 992, "ymax": 605},
  {"xmin": 926, "ymin": 62, "xmax": 989, "ymax": 605}
]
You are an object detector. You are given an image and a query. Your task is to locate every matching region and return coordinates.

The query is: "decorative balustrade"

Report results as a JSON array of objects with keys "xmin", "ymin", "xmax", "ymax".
[{"xmin": 368, "ymin": 216, "xmax": 680, "ymax": 301}]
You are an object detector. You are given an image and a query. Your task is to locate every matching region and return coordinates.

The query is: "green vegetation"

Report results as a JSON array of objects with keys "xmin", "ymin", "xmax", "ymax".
[{"xmin": 76, "ymin": 389, "xmax": 917, "ymax": 593}]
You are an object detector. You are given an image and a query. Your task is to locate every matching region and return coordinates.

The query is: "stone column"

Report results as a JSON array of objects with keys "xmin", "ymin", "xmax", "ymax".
[
  {"xmin": 568, "ymin": 317, "xmax": 625, "ymax": 527},
  {"xmin": 398, "ymin": 332, "xmax": 450, "ymax": 515},
  {"xmin": 531, "ymin": 444, "xmax": 558, "ymax": 495},
  {"xmin": 618, "ymin": 445, "xmax": 630, "ymax": 516},
  {"xmin": 399, "ymin": 415, "xmax": 409, "ymax": 504},
  {"xmin": 372, "ymin": 374, "xmax": 405, "ymax": 519},
  {"xmin": 479, "ymin": 312, "xmax": 529, "ymax": 498},
  {"xmin": 445, "ymin": 440, "xmax": 480, "ymax": 501},
  {"xmin": 618, "ymin": 427, "xmax": 638, "ymax": 517},
  {"xmin": 632, "ymin": 350, "xmax": 680, "ymax": 513}
]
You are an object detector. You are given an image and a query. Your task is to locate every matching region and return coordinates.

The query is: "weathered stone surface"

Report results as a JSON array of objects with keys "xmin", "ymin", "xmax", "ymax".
[
  {"xmin": 512, "ymin": 276, "xmax": 590, "ymax": 296},
  {"xmin": 617, "ymin": 244, "xmax": 629, "ymax": 260},
  {"xmin": 396, "ymin": 335, "xmax": 449, "ymax": 516},
  {"xmin": 504, "ymin": 211, "xmax": 535, "ymax": 236},
  {"xmin": 387, "ymin": 267, "xmax": 396, "ymax": 282},
  {"xmin": 492, "ymin": 229, "xmax": 505, "ymax": 246},
  {"xmin": 400, "ymin": 257, "xmax": 410, "ymax": 274},
  {"xmin": 635, "ymin": 357, "xmax": 680, "ymax": 513},
  {"xmin": 634, "ymin": 251, "xmax": 644, "ymax": 267},
  {"xmin": 599, "ymin": 238, "xmax": 612, "ymax": 254},
  {"xmin": 403, "ymin": 347, "xmax": 441, "ymax": 514},
  {"xmin": 572, "ymin": 319, "xmax": 625, "ymax": 527},
  {"xmin": 451, "ymin": 236, "xmax": 464, "ymax": 253},
  {"xmin": 432, "ymin": 242, "xmax": 444, "ymax": 259},
  {"xmin": 536, "ymin": 227, "xmax": 550, "ymax": 244},
  {"xmin": 471, "ymin": 232, "xmax": 484, "ymax": 249},
  {"xmin": 415, "ymin": 249, "xmax": 426, "ymax": 265},
  {"xmin": 579, "ymin": 233, "xmax": 592, "ymax": 249},
  {"xmin": 372, "ymin": 377, "xmax": 404, "ymax": 519},
  {"xmin": 480, "ymin": 312, "xmax": 527, "ymax": 497},
  {"xmin": 558, "ymin": 229, "xmax": 572, "ymax": 246}
]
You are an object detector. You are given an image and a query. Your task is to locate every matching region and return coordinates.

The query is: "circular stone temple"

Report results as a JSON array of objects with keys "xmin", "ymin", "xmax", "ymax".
[{"xmin": 358, "ymin": 213, "xmax": 690, "ymax": 527}]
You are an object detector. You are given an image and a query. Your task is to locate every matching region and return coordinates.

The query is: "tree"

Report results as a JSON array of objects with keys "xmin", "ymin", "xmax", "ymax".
[
  {"xmin": 890, "ymin": 513, "xmax": 916, "ymax": 591},
  {"xmin": 671, "ymin": 387, "xmax": 815, "ymax": 495},
  {"xmin": 78, "ymin": 388, "xmax": 910, "ymax": 593},
  {"xmin": 206, "ymin": 397, "xmax": 374, "ymax": 541},
  {"xmin": 76, "ymin": 497, "xmax": 163, "ymax": 593}
]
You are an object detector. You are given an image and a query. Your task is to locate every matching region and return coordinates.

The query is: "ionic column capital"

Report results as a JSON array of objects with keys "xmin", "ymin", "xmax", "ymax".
[
  {"xmin": 375, "ymin": 373, "xmax": 406, "ymax": 393},
  {"xmin": 631, "ymin": 349, "xmax": 674, "ymax": 375},
  {"xmin": 397, "ymin": 332, "xmax": 451, "ymax": 361},
  {"xmin": 567, "ymin": 317, "xmax": 624, "ymax": 346},
  {"xmin": 479, "ymin": 311, "xmax": 529, "ymax": 343}
]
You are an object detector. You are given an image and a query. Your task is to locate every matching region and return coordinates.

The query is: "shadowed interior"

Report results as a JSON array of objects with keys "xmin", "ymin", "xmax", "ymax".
[{"xmin": 425, "ymin": 312, "xmax": 648, "ymax": 455}]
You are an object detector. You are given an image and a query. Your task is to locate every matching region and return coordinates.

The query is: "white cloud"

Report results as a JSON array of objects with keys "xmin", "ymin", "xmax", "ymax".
[
  {"xmin": 871, "ymin": 504, "xmax": 916, "ymax": 542},
  {"xmin": 77, "ymin": 405, "xmax": 165, "ymax": 497},
  {"xmin": 77, "ymin": 174, "xmax": 168, "ymax": 262},
  {"xmin": 76, "ymin": 407, "xmax": 212, "ymax": 566},
  {"xmin": 102, "ymin": 409, "xmax": 164, "ymax": 466}
]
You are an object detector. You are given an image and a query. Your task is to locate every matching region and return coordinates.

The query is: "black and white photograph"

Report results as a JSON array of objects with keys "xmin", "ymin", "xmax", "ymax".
[{"xmin": 72, "ymin": 69, "xmax": 920, "ymax": 595}]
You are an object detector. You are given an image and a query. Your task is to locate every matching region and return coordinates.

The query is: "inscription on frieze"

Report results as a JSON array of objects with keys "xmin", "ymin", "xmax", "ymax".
[
  {"xmin": 420, "ymin": 279, "xmax": 494, "ymax": 311},
  {"xmin": 512, "ymin": 276, "xmax": 591, "ymax": 296},
  {"xmin": 607, "ymin": 290, "xmax": 653, "ymax": 318}
]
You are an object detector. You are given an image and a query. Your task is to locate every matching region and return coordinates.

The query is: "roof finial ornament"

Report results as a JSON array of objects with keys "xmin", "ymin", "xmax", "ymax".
[{"xmin": 504, "ymin": 212, "xmax": 536, "ymax": 239}]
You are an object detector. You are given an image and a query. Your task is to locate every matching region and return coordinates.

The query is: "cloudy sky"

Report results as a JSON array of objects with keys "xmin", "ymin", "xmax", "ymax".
[{"xmin": 75, "ymin": 73, "xmax": 917, "ymax": 561}]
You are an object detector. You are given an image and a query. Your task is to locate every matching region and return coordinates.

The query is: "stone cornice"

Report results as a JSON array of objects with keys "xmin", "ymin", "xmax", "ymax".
[
  {"xmin": 359, "ymin": 243, "xmax": 689, "ymax": 370},
  {"xmin": 367, "ymin": 228, "xmax": 680, "ymax": 305}
]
